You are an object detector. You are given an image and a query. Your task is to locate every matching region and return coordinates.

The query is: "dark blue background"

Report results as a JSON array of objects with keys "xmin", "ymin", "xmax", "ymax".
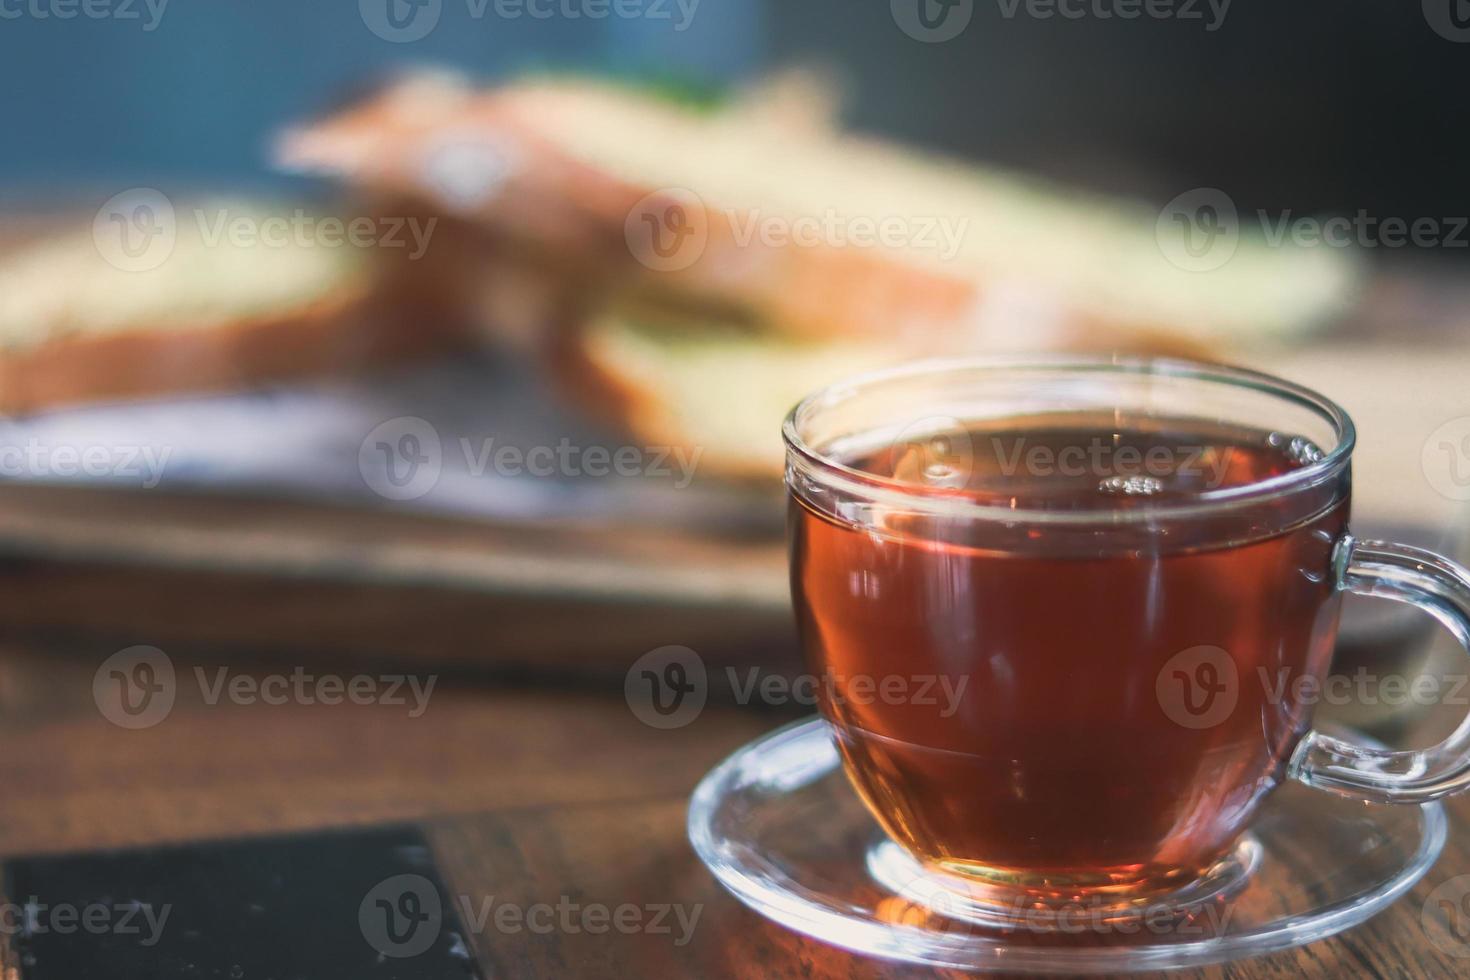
[{"xmin": 3, "ymin": 0, "xmax": 1467, "ymax": 223}]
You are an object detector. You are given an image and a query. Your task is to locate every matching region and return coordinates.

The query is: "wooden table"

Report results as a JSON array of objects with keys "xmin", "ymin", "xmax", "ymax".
[
  {"xmin": 1, "ymin": 339, "xmax": 1468, "ymax": 977},
  {"xmin": 0, "ymin": 639, "xmax": 1465, "ymax": 979}
]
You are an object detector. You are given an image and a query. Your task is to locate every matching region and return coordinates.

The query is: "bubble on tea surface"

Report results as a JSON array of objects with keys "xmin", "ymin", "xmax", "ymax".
[
  {"xmin": 1098, "ymin": 475, "xmax": 1163, "ymax": 497},
  {"xmin": 1287, "ymin": 437, "xmax": 1324, "ymax": 466},
  {"xmin": 1268, "ymin": 432, "xmax": 1325, "ymax": 467}
]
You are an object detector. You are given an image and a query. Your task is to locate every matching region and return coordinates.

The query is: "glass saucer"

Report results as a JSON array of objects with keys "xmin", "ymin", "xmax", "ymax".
[{"xmin": 688, "ymin": 717, "xmax": 1447, "ymax": 974}]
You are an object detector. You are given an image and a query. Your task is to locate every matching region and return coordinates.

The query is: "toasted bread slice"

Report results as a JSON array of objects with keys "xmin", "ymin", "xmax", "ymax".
[
  {"xmin": 0, "ymin": 199, "xmax": 460, "ymax": 415},
  {"xmin": 548, "ymin": 313, "xmax": 894, "ymax": 479}
]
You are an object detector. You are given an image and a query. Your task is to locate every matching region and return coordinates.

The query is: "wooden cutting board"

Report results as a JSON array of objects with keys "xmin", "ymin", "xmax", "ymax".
[{"xmin": 0, "ymin": 482, "xmax": 795, "ymax": 674}]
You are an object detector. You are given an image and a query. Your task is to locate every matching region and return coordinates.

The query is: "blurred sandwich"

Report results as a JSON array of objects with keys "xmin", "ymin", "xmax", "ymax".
[
  {"xmin": 278, "ymin": 71, "xmax": 1358, "ymax": 476},
  {"xmin": 0, "ymin": 199, "xmax": 459, "ymax": 415}
]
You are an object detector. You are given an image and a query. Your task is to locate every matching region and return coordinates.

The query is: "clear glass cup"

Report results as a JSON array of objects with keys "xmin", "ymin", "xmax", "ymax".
[{"xmin": 781, "ymin": 355, "xmax": 1470, "ymax": 917}]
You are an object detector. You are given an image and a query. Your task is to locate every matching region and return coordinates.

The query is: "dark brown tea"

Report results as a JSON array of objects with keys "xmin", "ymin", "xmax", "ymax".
[{"xmin": 789, "ymin": 416, "xmax": 1349, "ymax": 899}]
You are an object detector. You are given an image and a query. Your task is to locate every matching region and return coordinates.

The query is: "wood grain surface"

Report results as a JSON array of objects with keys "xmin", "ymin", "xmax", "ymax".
[{"xmin": 0, "ymin": 642, "xmax": 1465, "ymax": 978}]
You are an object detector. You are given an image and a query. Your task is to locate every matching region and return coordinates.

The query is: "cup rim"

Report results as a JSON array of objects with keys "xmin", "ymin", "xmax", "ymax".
[{"xmin": 781, "ymin": 354, "xmax": 1357, "ymax": 525}]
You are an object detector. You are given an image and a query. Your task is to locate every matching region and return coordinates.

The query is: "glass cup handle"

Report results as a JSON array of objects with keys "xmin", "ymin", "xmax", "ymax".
[{"xmin": 1289, "ymin": 535, "xmax": 1470, "ymax": 803}]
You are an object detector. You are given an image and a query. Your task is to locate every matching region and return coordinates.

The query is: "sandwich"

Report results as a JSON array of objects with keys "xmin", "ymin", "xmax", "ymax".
[
  {"xmin": 278, "ymin": 71, "xmax": 1359, "ymax": 476},
  {"xmin": 0, "ymin": 197, "xmax": 461, "ymax": 415}
]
